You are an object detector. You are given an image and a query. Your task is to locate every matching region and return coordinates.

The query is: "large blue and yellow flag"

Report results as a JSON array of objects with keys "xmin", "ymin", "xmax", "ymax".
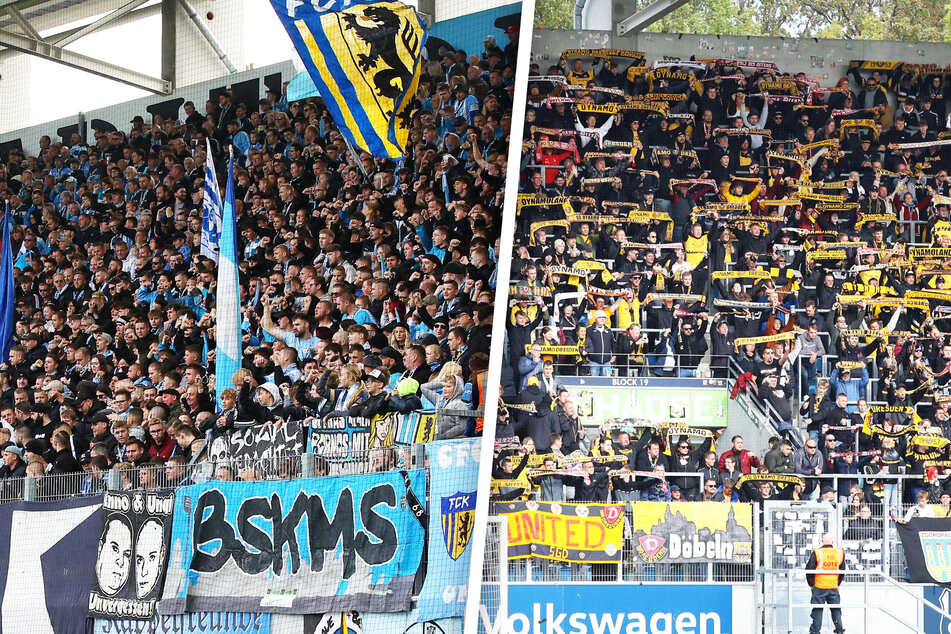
[{"xmin": 270, "ymin": 0, "xmax": 427, "ymax": 159}]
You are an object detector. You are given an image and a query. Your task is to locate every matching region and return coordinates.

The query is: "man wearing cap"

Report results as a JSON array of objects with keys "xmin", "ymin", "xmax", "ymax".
[
  {"xmin": 0, "ymin": 443, "xmax": 26, "ymax": 480},
  {"xmin": 348, "ymin": 369, "xmax": 391, "ymax": 419}
]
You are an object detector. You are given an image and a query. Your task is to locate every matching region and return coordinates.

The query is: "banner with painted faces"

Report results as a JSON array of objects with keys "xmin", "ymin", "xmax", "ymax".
[{"xmin": 88, "ymin": 491, "xmax": 176, "ymax": 620}]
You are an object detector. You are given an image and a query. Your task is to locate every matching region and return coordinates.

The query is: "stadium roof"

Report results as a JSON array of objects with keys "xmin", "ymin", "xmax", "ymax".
[{"xmin": 0, "ymin": 0, "xmax": 235, "ymax": 94}]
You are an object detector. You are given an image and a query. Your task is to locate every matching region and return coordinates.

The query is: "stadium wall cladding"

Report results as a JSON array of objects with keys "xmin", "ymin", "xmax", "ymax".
[{"xmin": 531, "ymin": 29, "xmax": 951, "ymax": 79}]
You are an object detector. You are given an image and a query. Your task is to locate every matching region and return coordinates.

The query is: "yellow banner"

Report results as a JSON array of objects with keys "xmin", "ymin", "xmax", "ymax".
[
  {"xmin": 502, "ymin": 500, "xmax": 625, "ymax": 562},
  {"xmin": 799, "ymin": 192, "xmax": 846, "ymax": 203},
  {"xmin": 840, "ymin": 119, "xmax": 878, "ymax": 138},
  {"xmin": 524, "ymin": 344, "xmax": 583, "ymax": 355},
  {"xmin": 911, "ymin": 435, "xmax": 950, "ymax": 449},
  {"xmin": 518, "ymin": 194, "xmax": 570, "ymax": 205},
  {"xmin": 911, "ymin": 248, "xmax": 951, "ymax": 260},
  {"xmin": 631, "ymin": 502, "xmax": 753, "ymax": 563},
  {"xmin": 735, "ymin": 331, "xmax": 799, "ymax": 349},
  {"xmin": 712, "ymin": 270, "xmax": 771, "ymax": 280},
  {"xmin": 576, "ymin": 103, "xmax": 619, "ymax": 114},
  {"xmin": 856, "ymin": 214, "xmax": 898, "ymax": 226}
]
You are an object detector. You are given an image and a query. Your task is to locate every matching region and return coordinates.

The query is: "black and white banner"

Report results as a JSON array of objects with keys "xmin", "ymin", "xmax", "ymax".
[
  {"xmin": 206, "ymin": 420, "xmax": 307, "ymax": 475},
  {"xmin": 88, "ymin": 491, "xmax": 175, "ymax": 620},
  {"xmin": 897, "ymin": 517, "xmax": 951, "ymax": 586}
]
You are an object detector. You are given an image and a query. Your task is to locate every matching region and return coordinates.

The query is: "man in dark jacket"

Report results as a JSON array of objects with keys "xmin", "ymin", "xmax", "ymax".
[
  {"xmin": 564, "ymin": 460, "xmax": 610, "ymax": 502},
  {"xmin": 515, "ymin": 379, "xmax": 558, "ymax": 453},
  {"xmin": 347, "ymin": 369, "xmax": 391, "ymax": 419},
  {"xmin": 668, "ymin": 433, "xmax": 717, "ymax": 499},
  {"xmin": 585, "ymin": 310, "xmax": 615, "ymax": 376},
  {"xmin": 764, "ymin": 440, "xmax": 796, "ymax": 474},
  {"xmin": 710, "ymin": 320, "xmax": 733, "ymax": 379},
  {"xmin": 0, "ymin": 443, "xmax": 26, "ymax": 475},
  {"xmin": 47, "ymin": 431, "xmax": 82, "ymax": 474},
  {"xmin": 506, "ymin": 297, "xmax": 546, "ymax": 386},
  {"xmin": 673, "ymin": 314, "xmax": 708, "ymax": 377}
]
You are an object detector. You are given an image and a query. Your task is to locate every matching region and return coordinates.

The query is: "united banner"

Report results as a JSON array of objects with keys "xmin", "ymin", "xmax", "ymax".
[
  {"xmin": 897, "ymin": 517, "xmax": 951, "ymax": 584},
  {"xmin": 94, "ymin": 613, "xmax": 270, "ymax": 634},
  {"xmin": 499, "ymin": 500, "xmax": 625, "ymax": 563},
  {"xmin": 631, "ymin": 502, "xmax": 753, "ymax": 564},
  {"xmin": 270, "ymin": 0, "xmax": 426, "ymax": 159},
  {"xmin": 0, "ymin": 496, "xmax": 102, "ymax": 634},
  {"xmin": 157, "ymin": 472, "xmax": 427, "ymax": 615},
  {"xmin": 417, "ymin": 438, "xmax": 480, "ymax": 622},
  {"xmin": 88, "ymin": 491, "xmax": 175, "ymax": 620}
]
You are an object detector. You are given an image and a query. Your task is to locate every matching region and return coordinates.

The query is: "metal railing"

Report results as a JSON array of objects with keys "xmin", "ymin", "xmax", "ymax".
[
  {"xmin": 758, "ymin": 568, "xmax": 951, "ymax": 634},
  {"xmin": 0, "ymin": 445, "xmax": 429, "ymax": 504}
]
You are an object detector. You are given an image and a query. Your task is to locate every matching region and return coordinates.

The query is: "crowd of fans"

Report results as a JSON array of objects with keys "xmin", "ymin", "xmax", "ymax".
[
  {"xmin": 0, "ymin": 29, "xmax": 517, "ymax": 500},
  {"xmin": 495, "ymin": 50, "xmax": 951, "ymax": 529}
]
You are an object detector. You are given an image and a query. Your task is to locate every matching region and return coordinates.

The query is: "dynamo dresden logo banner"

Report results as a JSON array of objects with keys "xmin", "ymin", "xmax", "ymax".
[
  {"xmin": 499, "ymin": 500, "xmax": 625, "ymax": 563},
  {"xmin": 631, "ymin": 502, "xmax": 753, "ymax": 564}
]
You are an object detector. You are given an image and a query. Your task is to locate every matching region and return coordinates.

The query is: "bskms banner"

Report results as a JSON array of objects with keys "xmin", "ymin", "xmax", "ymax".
[
  {"xmin": 417, "ymin": 438, "xmax": 480, "ymax": 622},
  {"xmin": 89, "ymin": 491, "xmax": 175, "ymax": 620},
  {"xmin": 158, "ymin": 471, "xmax": 427, "ymax": 615},
  {"xmin": 94, "ymin": 613, "xmax": 270, "ymax": 634},
  {"xmin": 505, "ymin": 584, "xmax": 732, "ymax": 634},
  {"xmin": 898, "ymin": 517, "xmax": 951, "ymax": 584},
  {"xmin": 499, "ymin": 501, "xmax": 625, "ymax": 563},
  {"xmin": 631, "ymin": 502, "xmax": 752, "ymax": 564},
  {"xmin": 0, "ymin": 496, "xmax": 103, "ymax": 634}
]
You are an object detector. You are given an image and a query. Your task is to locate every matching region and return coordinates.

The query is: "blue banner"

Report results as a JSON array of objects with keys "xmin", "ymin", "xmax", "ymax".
[
  {"xmin": 0, "ymin": 202, "xmax": 14, "ymax": 361},
  {"xmin": 200, "ymin": 138, "xmax": 222, "ymax": 262},
  {"xmin": 158, "ymin": 471, "xmax": 427, "ymax": 615},
  {"xmin": 924, "ymin": 585, "xmax": 951, "ymax": 634},
  {"xmin": 0, "ymin": 496, "xmax": 103, "ymax": 634},
  {"xmin": 94, "ymin": 613, "xmax": 270, "ymax": 634},
  {"xmin": 506, "ymin": 584, "xmax": 732, "ymax": 634},
  {"xmin": 417, "ymin": 438, "xmax": 480, "ymax": 622}
]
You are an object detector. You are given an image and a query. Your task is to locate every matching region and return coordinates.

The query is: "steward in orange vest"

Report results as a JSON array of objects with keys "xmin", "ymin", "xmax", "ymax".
[{"xmin": 805, "ymin": 534, "xmax": 846, "ymax": 634}]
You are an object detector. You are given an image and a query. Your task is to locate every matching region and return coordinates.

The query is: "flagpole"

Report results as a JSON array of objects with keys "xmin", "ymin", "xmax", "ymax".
[{"xmin": 343, "ymin": 136, "xmax": 369, "ymax": 178}]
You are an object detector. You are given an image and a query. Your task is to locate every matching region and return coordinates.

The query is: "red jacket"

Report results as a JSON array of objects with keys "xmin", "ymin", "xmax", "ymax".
[{"xmin": 717, "ymin": 448, "xmax": 761, "ymax": 474}]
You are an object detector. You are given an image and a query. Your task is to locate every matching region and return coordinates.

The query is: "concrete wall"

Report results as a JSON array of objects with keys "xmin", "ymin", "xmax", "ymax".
[
  {"xmin": 532, "ymin": 29, "xmax": 951, "ymax": 81},
  {"xmin": 0, "ymin": 61, "xmax": 296, "ymax": 157}
]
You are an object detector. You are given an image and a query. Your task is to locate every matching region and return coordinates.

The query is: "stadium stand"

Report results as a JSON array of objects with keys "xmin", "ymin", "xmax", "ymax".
[
  {"xmin": 0, "ymin": 26, "xmax": 514, "ymax": 502},
  {"xmin": 498, "ymin": 49, "xmax": 951, "ymax": 527}
]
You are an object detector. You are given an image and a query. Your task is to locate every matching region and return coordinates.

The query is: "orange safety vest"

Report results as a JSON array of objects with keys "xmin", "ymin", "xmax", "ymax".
[{"xmin": 813, "ymin": 547, "xmax": 844, "ymax": 589}]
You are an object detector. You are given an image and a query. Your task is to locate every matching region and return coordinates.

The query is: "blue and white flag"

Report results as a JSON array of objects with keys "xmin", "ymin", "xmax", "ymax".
[
  {"xmin": 417, "ymin": 438, "xmax": 480, "ymax": 621},
  {"xmin": 0, "ymin": 203, "xmax": 14, "ymax": 363},
  {"xmin": 214, "ymin": 152, "xmax": 241, "ymax": 409},
  {"xmin": 200, "ymin": 138, "xmax": 222, "ymax": 262}
]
